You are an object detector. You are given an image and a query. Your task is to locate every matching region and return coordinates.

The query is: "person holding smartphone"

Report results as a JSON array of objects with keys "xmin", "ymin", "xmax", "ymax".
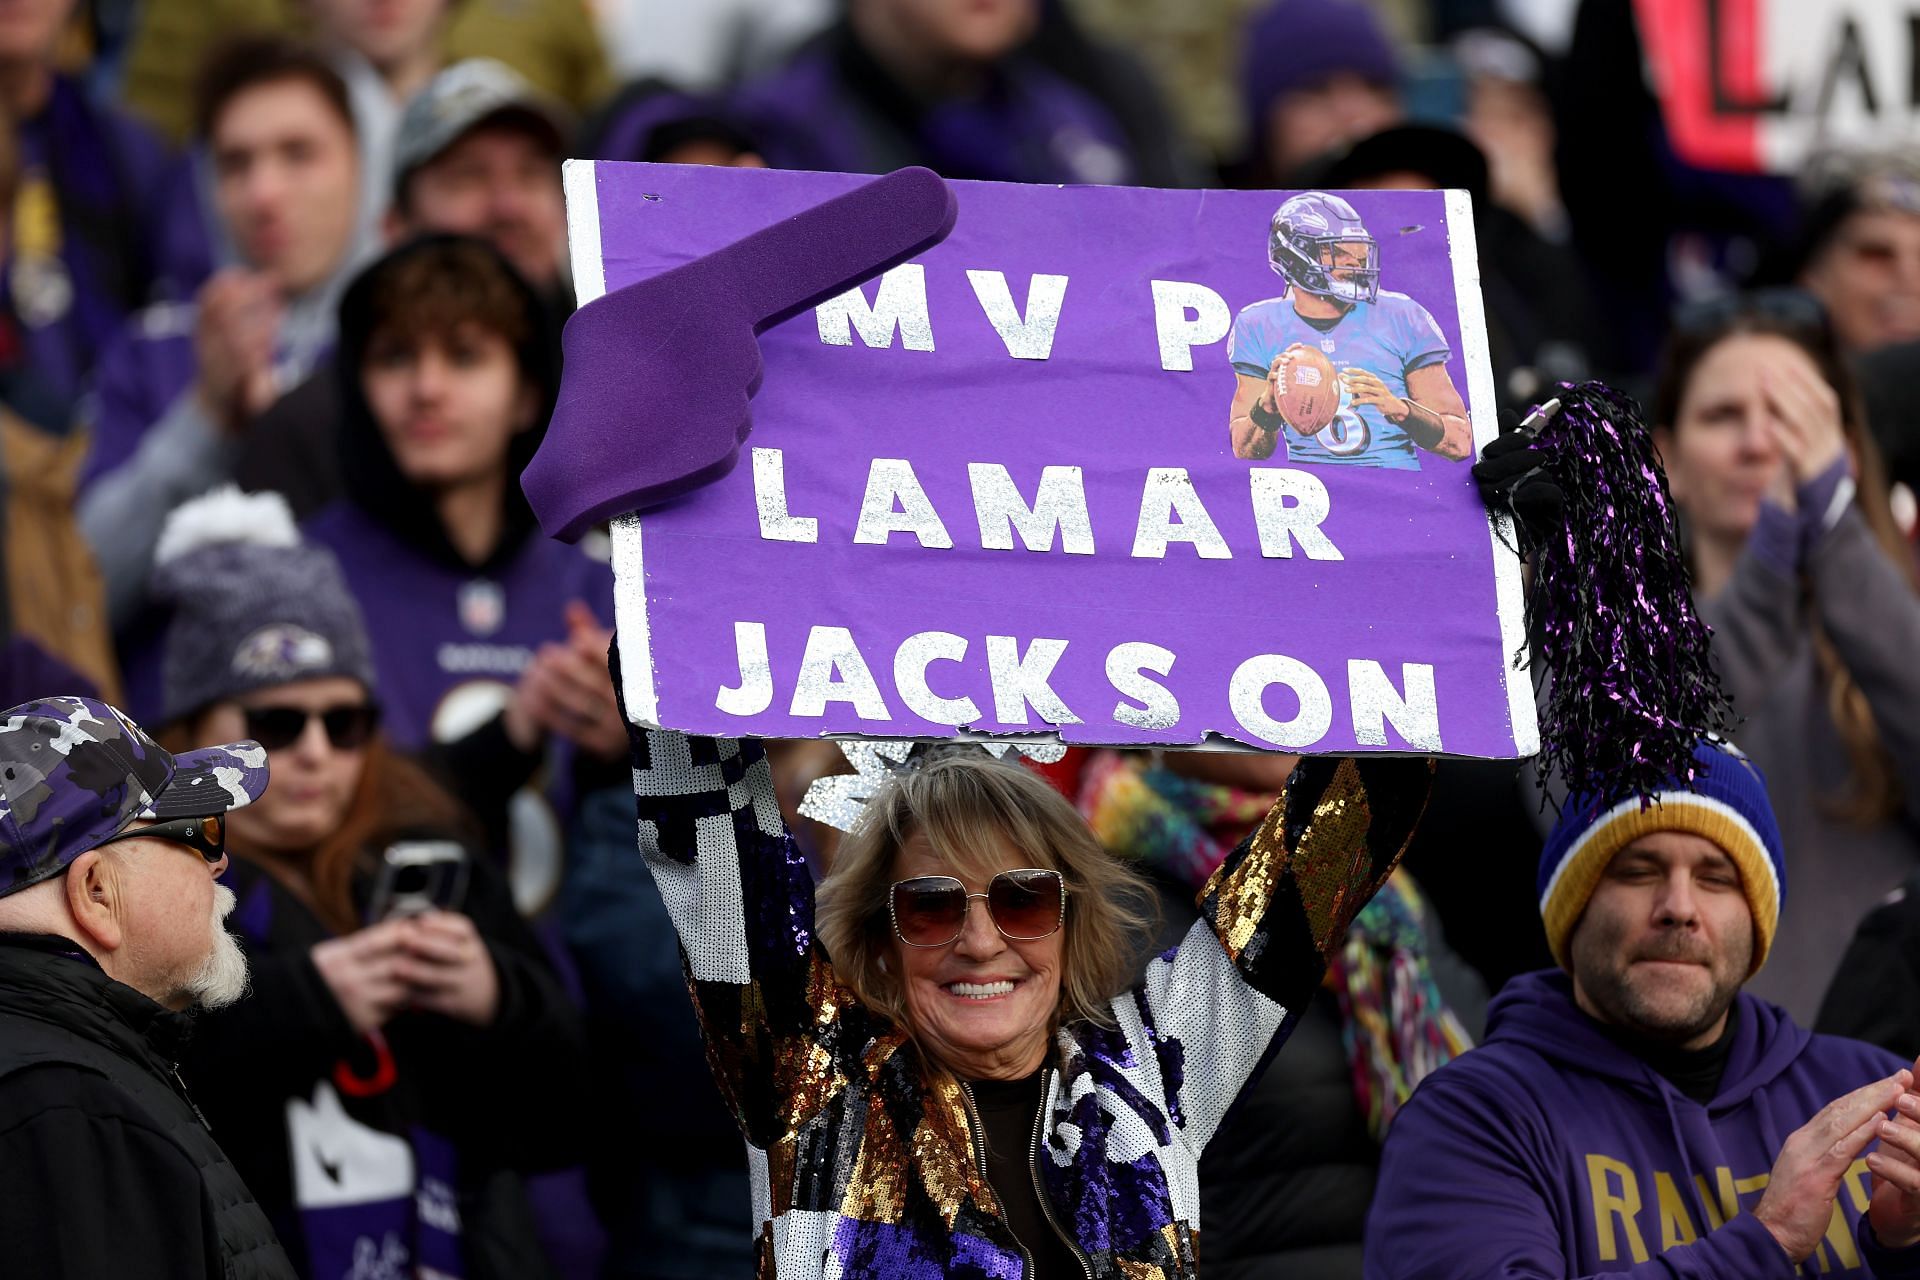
[{"xmin": 147, "ymin": 485, "xmax": 587, "ymax": 1280}]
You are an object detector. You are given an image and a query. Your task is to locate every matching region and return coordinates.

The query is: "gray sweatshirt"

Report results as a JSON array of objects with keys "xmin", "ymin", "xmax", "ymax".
[
  {"xmin": 1697, "ymin": 471, "xmax": 1920, "ymax": 1021},
  {"xmin": 78, "ymin": 250, "xmax": 366, "ymax": 628}
]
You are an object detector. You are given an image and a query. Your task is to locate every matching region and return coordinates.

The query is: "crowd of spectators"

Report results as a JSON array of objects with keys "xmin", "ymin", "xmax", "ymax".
[{"xmin": 2, "ymin": 0, "xmax": 1920, "ymax": 1277}]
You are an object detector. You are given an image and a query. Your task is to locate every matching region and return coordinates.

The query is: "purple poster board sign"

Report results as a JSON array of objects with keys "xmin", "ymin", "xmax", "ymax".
[{"xmin": 567, "ymin": 161, "xmax": 1535, "ymax": 758}]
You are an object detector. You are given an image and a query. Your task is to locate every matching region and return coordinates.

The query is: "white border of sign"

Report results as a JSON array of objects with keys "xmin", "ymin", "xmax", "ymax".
[
  {"xmin": 564, "ymin": 160, "xmax": 1540, "ymax": 756},
  {"xmin": 564, "ymin": 160, "xmax": 661, "ymax": 728},
  {"xmin": 1445, "ymin": 188, "xmax": 1539, "ymax": 758}
]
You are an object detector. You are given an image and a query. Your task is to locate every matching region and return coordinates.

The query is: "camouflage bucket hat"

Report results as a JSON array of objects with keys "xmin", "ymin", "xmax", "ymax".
[{"xmin": 0, "ymin": 696, "xmax": 269, "ymax": 898}]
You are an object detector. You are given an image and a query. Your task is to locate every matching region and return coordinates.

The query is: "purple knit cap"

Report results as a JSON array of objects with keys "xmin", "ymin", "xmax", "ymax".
[
  {"xmin": 0, "ymin": 696, "xmax": 269, "ymax": 897},
  {"xmin": 1241, "ymin": 0, "xmax": 1402, "ymax": 144}
]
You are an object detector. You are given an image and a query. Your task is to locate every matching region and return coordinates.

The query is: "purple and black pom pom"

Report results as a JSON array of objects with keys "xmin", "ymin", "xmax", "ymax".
[{"xmin": 1503, "ymin": 382, "xmax": 1735, "ymax": 804}]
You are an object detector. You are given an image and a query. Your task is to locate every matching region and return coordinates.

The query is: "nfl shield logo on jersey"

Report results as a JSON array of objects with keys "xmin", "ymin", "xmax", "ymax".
[{"xmin": 458, "ymin": 579, "xmax": 505, "ymax": 637}]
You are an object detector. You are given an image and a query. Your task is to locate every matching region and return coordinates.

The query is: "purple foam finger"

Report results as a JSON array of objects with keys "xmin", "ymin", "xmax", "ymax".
[
  {"xmin": 704, "ymin": 164, "xmax": 958, "ymax": 327},
  {"xmin": 524, "ymin": 167, "xmax": 957, "ymax": 542}
]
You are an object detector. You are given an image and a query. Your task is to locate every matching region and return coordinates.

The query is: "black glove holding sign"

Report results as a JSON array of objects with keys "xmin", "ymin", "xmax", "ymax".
[
  {"xmin": 1473, "ymin": 398, "xmax": 1566, "ymax": 555},
  {"xmin": 1467, "ymin": 385, "xmax": 1734, "ymax": 804}
]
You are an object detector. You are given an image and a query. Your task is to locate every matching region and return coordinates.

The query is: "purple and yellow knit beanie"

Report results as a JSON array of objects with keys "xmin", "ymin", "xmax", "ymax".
[{"xmin": 1537, "ymin": 738, "xmax": 1786, "ymax": 975}]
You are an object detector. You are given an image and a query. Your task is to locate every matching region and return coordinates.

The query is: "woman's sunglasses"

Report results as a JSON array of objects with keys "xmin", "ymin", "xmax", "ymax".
[
  {"xmin": 888, "ymin": 868, "xmax": 1065, "ymax": 948},
  {"xmin": 97, "ymin": 814, "xmax": 226, "ymax": 865},
  {"xmin": 243, "ymin": 704, "xmax": 381, "ymax": 752}
]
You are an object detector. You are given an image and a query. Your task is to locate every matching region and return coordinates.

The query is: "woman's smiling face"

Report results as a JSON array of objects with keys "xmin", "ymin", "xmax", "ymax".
[{"xmin": 890, "ymin": 828, "xmax": 1063, "ymax": 1081}]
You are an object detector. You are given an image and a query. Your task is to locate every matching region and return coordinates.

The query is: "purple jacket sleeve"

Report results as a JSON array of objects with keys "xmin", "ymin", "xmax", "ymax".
[
  {"xmin": 77, "ymin": 319, "xmax": 194, "ymax": 492},
  {"xmin": 1365, "ymin": 1069, "xmax": 1798, "ymax": 1280}
]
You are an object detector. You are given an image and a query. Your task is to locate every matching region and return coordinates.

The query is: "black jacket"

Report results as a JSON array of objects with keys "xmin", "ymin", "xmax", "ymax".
[
  {"xmin": 1817, "ymin": 868, "xmax": 1920, "ymax": 1057},
  {"xmin": 175, "ymin": 853, "xmax": 589, "ymax": 1280},
  {"xmin": 0, "ymin": 931, "xmax": 296, "ymax": 1279},
  {"xmin": 1138, "ymin": 871, "xmax": 1487, "ymax": 1279}
]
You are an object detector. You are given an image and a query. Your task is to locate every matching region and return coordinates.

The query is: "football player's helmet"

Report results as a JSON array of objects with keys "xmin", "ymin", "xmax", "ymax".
[{"xmin": 1268, "ymin": 192, "xmax": 1380, "ymax": 306}]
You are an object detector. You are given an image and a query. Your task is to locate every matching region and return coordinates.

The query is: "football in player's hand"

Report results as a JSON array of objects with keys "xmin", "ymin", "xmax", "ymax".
[{"xmin": 1271, "ymin": 345, "xmax": 1340, "ymax": 435}]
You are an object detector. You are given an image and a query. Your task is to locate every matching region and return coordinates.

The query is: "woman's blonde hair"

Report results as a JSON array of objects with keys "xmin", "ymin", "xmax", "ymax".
[{"xmin": 815, "ymin": 749, "xmax": 1158, "ymax": 1036}]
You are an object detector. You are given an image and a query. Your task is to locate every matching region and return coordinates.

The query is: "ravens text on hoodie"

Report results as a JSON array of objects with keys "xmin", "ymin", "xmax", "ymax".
[{"xmin": 1364, "ymin": 970, "xmax": 1920, "ymax": 1279}]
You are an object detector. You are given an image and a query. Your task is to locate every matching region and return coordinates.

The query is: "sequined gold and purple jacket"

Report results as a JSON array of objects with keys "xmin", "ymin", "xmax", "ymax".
[{"xmin": 628, "ymin": 727, "xmax": 1432, "ymax": 1279}]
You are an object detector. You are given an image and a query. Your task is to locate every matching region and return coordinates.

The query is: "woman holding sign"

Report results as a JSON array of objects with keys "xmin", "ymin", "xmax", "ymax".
[
  {"xmin": 543, "ymin": 170, "xmax": 1436, "ymax": 1278},
  {"xmin": 623, "ymin": 709, "xmax": 1429, "ymax": 1278},
  {"xmin": 531, "ymin": 165, "xmax": 1706, "ymax": 1280}
]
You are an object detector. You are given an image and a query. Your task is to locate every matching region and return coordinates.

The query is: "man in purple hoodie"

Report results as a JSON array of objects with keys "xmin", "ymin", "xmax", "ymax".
[{"xmin": 1366, "ymin": 738, "xmax": 1920, "ymax": 1278}]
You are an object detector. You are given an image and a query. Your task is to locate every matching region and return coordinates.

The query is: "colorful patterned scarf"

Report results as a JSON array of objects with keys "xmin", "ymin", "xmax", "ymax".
[{"xmin": 1078, "ymin": 750, "xmax": 1470, "ymax": 1139}]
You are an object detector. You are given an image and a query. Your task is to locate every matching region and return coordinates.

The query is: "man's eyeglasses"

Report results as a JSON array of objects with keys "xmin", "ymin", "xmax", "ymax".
[
  {"xmin": 97, "ymin": 814, "xmax": 226, "ymax": 865},
  {"xmin": 243, "ymin": 704, "xmax": 380, "ymax": 753},
  {"xmin": 888, "ymin": 868, "xmax": 1065, "ymax": 948}
]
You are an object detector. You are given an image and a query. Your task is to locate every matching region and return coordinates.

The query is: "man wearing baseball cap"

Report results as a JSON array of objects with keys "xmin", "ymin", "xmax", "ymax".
[
  {"xmin": 0, "ymin": 695, "xmax": 296, "ymax": 1278},
  {"xmin": 387, "ymin": 58, "xmax": 573, "ymax": 304},
  {"xmin": 233, "ymin": 57, "xmax": 575, "ymax": 516},
  {"xmin": 1366, "ymin": 738, "xmax": 1920, "ymax": 1278}
]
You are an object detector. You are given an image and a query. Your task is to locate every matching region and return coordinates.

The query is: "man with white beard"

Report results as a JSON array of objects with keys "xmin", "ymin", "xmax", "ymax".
[{"xmin": 0, "ymin": 695, "xmax": 297, "ymax": 1279}]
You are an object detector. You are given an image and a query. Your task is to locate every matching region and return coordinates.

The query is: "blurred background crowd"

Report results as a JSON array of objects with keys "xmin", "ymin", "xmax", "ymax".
[{"xmin": 4, "ymin": 0, "xmax": 1920, "ymax": 1277}]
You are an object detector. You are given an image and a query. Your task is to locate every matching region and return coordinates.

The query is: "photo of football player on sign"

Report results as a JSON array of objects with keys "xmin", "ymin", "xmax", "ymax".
[{"xmin": 1226, "ymin": 191, "xmax": 1472, "ymax": 469}]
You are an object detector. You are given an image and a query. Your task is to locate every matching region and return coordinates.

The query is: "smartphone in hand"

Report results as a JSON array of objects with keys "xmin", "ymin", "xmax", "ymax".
[{"xmin": 366, "ymin": 841, "xmax": 469, "ymax": 923}]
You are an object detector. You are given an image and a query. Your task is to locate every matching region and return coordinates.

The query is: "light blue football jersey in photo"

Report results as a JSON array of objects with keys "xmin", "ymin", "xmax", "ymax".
[{"xmin": 1227, "ymin": 290, "xmax": 1452, "ymax": 470}]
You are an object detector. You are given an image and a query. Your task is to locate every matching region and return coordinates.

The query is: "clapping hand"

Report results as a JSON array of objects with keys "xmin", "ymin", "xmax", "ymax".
[
  {"xmin": 502, "ymin": 600, "xmax": 626, "ymax": 759},
  {"xmin": 193, "ymin": 269, "xmax": 282, "ymax": 432},
  {"xmin": 1755, "ymin": 1068, "xmax": 1914, "ymax": 1262},
  {"xmin": 1868, "ymin": 1057, "xmax": 1920, "ymax": 1249}
]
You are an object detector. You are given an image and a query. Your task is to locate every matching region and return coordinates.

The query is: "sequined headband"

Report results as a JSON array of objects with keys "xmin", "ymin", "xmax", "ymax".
[{"xmin": 798, "ymin": 739, "xmax": 1069, "ymax": 833}]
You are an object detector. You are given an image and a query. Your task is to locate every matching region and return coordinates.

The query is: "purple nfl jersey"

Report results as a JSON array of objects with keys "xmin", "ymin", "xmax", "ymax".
[{"xmin": 1227, "ymin": 289, "xmax": 1451, "ymax": 470}]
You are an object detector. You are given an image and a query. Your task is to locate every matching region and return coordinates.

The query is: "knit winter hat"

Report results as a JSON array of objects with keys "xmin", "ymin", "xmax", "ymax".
[
  {"xmin": 1241, "ymin": 0, "xmax": 1402, "ymax": 161},
  {"xmin": 150, "ymin": 488, "xmax": 377, "ymax": 723},
  {"xmin": 1538, "ymin": 738, "xmax": 1786, "ymax": 975}
]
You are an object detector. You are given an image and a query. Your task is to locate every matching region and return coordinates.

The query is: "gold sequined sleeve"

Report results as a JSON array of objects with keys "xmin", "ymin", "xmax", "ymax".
[
  {"xmin": 1128, "ymin": 756, "xmax": 1436, "ymax": 1159},
  {"xmin": 1131, "ymin": 755, "xmax": 1434, "ymax": 1153},
  {"xmin": 1199, "ymin": 755, "xmax": 1434, "ymax": 1010}
]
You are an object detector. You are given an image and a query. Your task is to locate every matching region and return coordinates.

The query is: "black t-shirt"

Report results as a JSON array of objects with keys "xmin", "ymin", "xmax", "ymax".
[{"xmin": 968, "ymin": 1070, "xmax": 1082, "ymax": 1279}]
